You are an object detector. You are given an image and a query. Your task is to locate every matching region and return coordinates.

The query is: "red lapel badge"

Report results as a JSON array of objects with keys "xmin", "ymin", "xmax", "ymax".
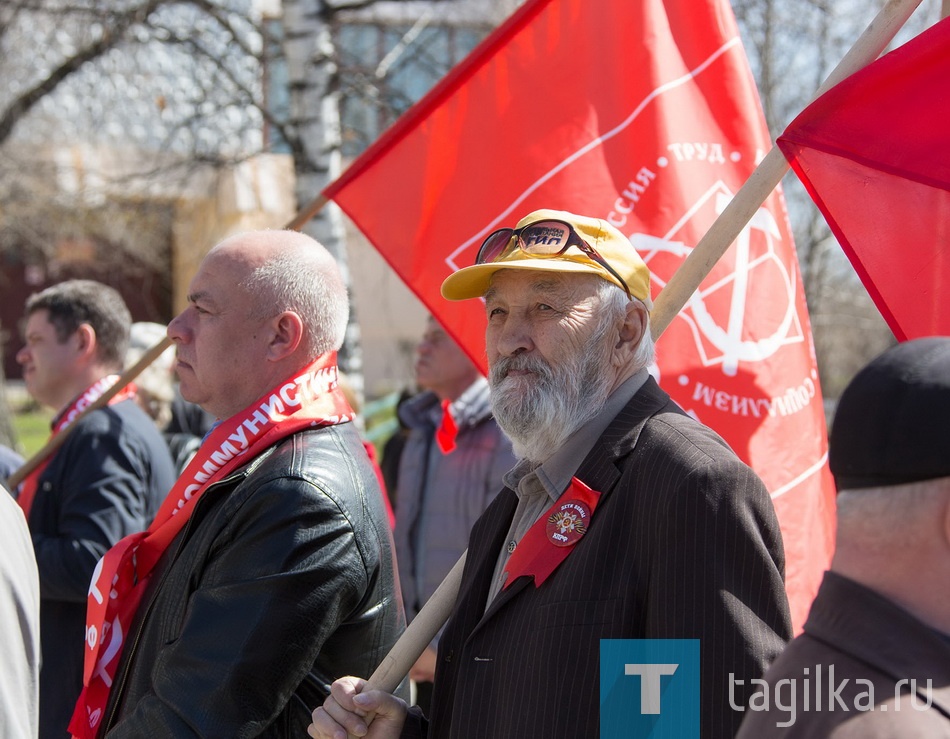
[
  {"xmin": 503, "ymin": 476, "xmax": 602, "ymax": 589},
  {"xmin": 546, "ymin": 499, "xmax": 591, "ymax": 547}
]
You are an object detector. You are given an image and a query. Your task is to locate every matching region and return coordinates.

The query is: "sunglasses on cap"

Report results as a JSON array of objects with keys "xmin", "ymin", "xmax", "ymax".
[{"xmin": 474, "ymin": 219, "xmax": 632, "ymax": 299}]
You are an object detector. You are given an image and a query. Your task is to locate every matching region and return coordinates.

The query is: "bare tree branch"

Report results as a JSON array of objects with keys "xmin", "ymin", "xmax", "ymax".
[{"xmin": 0, "ymin": 0, "xmax": 171, "ymax": 145}]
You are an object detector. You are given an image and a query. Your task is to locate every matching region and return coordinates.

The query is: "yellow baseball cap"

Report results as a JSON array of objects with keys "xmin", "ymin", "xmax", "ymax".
[{"xmin": 440, "ymin": 209, "xmax": 652, "ymax": 308}]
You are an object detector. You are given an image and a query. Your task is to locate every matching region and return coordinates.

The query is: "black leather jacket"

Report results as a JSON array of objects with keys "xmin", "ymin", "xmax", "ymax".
[{"xmin": 101, "ymin": 422, "xmax": 406, "ymax": 737}]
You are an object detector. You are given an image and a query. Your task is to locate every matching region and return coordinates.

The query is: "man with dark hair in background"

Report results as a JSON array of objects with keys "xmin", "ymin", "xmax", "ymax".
[{"xmin": 15, "ymin": 280, "xmax": 176, "ymax": 738}]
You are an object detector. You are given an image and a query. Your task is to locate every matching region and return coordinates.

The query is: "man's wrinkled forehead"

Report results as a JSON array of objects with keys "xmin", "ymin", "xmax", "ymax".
[
  {"xmin": 191, "ymin": 248, "xmax": 252, "ymax": 297},
  {"xmin": 484, "ymin": 269, "xmax": 599, "ymax": 303}
]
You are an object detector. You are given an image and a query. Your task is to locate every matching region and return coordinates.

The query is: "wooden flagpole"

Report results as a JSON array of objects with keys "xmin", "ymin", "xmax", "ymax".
[
  {"xmin": 286, "ymin": 194, "xmax": 329, "ymax": 231},
  {"xmin": 344, "ymin": 0, "xmax": 926, "ymax": 711},
  {"xmin": 4, "ymin": 200, "xmax": 332, "ymax": 492}
]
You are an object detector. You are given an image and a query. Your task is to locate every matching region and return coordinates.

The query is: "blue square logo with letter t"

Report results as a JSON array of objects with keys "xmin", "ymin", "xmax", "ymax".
[{"xmin": 600, "ymin": 639, "xmax": 699, "ymax": 738}]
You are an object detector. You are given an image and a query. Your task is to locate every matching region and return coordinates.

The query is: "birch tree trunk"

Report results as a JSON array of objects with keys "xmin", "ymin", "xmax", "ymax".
[{"xmin": 281, "ymin": 0, "xmax": 364, "ymax": 404}]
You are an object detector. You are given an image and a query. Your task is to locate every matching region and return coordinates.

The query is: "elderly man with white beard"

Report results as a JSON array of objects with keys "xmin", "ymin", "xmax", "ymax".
[{"xmin": 310, "ymin": 209, "xmax": 792, "ymax": 739}]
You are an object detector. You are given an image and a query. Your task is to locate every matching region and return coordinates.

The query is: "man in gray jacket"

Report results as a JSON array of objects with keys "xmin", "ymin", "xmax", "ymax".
[{"xmin": 392, "ymin": 316, "xmax": 515, "ymax": 712}]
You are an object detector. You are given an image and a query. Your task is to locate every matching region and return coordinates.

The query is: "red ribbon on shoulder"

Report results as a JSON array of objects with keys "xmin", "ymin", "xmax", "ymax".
[{"xmin": 503, "ymin": 476, "xmax": 601, "ymax": 589}]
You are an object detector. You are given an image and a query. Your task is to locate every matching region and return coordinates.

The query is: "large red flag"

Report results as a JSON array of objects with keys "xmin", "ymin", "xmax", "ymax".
[
  {"xmin": 326, "ymin": 0, "xmax": 835, "ymax": 631},
  {"xmin": 778, "ymin": 18, "xmax": 950, "ymax": 341}
]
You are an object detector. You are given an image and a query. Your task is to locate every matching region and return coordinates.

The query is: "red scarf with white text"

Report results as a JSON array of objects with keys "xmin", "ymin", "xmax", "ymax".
[
  {"xmin": 17, "ymin": 375, "xmax": 136, "ymax": 518},
  {"xmin": 68, "ymin": 353, "xmax": 354, "ymax": 738}
]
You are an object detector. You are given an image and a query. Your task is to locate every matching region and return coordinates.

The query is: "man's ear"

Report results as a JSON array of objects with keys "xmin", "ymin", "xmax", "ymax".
[
  {"xmin": 611, "ymin": 302, "xmax": 647, "ymax": 367},
  {"xmin": 74, "ymin": 323, "xmax": 98, "ymax": 361},
  {"xmin": 267, "ymin": 311, "xmax": 305, "ymax": 361}
]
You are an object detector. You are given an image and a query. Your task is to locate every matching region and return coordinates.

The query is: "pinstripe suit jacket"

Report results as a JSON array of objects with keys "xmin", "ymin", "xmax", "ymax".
[{"xmin": 409, "ymin": 377, "xmax": 792, "ymax": 739}]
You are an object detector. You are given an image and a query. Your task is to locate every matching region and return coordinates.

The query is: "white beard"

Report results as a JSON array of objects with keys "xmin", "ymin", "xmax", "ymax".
[{"xmin": 489, "ymin": 331, "xmax": 614, "ymax": 464}]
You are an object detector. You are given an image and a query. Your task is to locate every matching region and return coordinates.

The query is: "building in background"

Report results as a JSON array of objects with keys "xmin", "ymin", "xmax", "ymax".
[{"xmin": 0, "ymin": 0, "xmax": 510, "ymax": 399}]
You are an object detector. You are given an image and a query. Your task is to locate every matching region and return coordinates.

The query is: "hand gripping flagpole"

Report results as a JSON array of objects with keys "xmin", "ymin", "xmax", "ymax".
[
  {"xmin": 338, "ymin": 0, "xmax": 925, "ymax": 728},
  {"xmin": 4, "ymin": 200, "xmax": 334, "ymax": 493}
]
